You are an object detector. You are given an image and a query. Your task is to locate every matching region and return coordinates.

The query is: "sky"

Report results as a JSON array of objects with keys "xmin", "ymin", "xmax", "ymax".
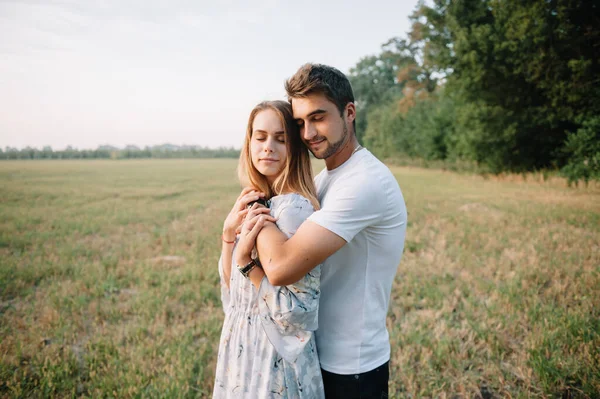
[{"xmin": 0, "ymin": 0, "xmax": 418, "ymax": 150}]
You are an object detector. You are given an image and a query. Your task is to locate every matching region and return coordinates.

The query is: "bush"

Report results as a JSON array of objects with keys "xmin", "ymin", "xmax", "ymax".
[
  {"xmin": 561, "ymin": 116, "xmax": 600, "ymax": 185},
  {"xmin": 364, "ymin": 93, "xmax": 456, "ymax": 162}
]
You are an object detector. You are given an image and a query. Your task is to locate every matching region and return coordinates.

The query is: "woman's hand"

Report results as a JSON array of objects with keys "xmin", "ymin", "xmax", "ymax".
[
  {"xmin": 222, "ymin": 187, "xmax": 266, "ymax": 241},
  {"xmin": 235, "ymin": 203, "xmax": 277, "ymax": 267}
]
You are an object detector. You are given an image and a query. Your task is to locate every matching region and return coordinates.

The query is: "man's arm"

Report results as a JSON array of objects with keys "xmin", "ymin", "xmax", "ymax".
[
  {"xmin": 235, "ymin": 173, "xmax": 383, "ymax": 286},
  {"xmin": 253, "ymin": 220, "xmax": 346, "ymax": 286}
]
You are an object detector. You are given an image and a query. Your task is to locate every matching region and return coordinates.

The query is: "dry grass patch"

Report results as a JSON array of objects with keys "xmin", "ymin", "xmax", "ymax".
[{"xmin": 1, "ymin": 160, "xmax": 598, "ymax": 398}]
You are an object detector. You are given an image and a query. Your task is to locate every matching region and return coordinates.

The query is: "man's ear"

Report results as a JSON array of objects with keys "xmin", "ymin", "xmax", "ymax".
[{"xmin": 345, "ymin": 102, "xmax": 356, "ymax": 123}]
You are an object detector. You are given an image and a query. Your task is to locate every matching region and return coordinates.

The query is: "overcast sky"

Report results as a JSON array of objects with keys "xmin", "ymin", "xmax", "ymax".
[{"xmin": 1, "ymin": 0, "xmax": 418, "ymax": 150}]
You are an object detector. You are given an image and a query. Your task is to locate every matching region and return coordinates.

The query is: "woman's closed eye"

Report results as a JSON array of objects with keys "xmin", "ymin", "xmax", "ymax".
[
  {"xmin": 254, "ymin": 136, "xmax": 285, "ymax": 143},
  {"xmin": 275, "ymin": 134, "xmax": 286, "ymax": 143}
]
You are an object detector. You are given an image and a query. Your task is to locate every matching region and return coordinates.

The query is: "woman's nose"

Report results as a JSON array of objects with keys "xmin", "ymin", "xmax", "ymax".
[{"xmin": 263, "ymin": 138, "xmax": 274, "ymax": 152}]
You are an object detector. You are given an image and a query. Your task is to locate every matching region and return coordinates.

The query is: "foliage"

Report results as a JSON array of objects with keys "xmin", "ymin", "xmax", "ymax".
[
  {"xmin": 348, "ymin": 39, "xmax": 409, "ymax": 143},
  {"xmin": 349, "ymin": 37, "xmax": 439, "ymax": 143},
  {"xmin": 0, "ymin": 144, "xmax": 240, "ymax": 160},
  {"xmin": 351, "ymin": 0, "xmax": 600, "ymax": 182},
  {"xmin": 438, "ymin": 0, "xmax": 599, "ymax": 172},
  {"xmin": 364, "ymin": 91, "xmax": 455, "ymax": 162},
  {"xmin": 561, "ymin": 116, "xmax": 600, "ymax": 185}
]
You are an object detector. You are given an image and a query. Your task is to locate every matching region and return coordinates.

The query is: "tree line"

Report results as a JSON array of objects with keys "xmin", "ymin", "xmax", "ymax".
[
  {"xmin": 349, "ymin": 0, "xmax": 599, "ymax": 183},
  {"xmin": 5, "ymin": 1, "xmax": 598, "ymax": 183},
  {"xmin": 0, "ymin": 144, "xmax": 239, "ymax": 160}
]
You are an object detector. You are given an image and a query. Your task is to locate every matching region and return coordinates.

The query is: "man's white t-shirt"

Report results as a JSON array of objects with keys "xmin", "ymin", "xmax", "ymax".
[{"xmin": 308, "ymin": 148, "xmax": 407, "ymax": 375}]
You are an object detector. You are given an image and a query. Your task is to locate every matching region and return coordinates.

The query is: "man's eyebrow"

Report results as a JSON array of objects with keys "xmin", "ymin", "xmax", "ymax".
[
  {"xmin": 307, "ymin": 109, "xmax": 327, "ymax": 118},
  {"xmin": 295, "ymin": 109, "xmax": 327, "ymax": 120}
]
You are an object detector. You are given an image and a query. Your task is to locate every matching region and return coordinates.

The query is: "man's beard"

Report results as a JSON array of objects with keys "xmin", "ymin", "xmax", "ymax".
[{"xmin": 309, "ymin": 123, "xmax": 349, "ymax": 160}]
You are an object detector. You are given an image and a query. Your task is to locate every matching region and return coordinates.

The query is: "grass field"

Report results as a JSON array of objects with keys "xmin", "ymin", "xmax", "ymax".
[{"xmin": 1, "ymin": 159, "xmax": 599, "ymax": 398}]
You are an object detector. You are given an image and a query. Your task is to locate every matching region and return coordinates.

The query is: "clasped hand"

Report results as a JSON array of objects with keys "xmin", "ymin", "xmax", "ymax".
[
  {"xmin": 235, "ymin": 202, "xmax": 277, "ymax": 267},
  {"xmin": 222, "ymin": 187, "xmax": 268, "ymax": 241}
]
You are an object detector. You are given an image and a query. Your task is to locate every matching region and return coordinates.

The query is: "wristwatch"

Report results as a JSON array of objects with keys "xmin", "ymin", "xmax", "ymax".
[{"xmin": 237, "ymin": 258, "xmax": 261, "ymax": 278}]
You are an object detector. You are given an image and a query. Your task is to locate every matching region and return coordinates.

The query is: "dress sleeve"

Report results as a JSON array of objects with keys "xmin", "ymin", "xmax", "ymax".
[
  {"xmin": 256, "ymin": 194, "xmax": 321, "ymax": 363},
  {"xmin": 217, "ymin": 253, "xmax": 231, "ymax": 315}
]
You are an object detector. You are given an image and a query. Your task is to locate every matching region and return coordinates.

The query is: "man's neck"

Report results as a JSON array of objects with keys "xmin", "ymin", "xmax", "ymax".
[{"xmin": 324, "ymin": 136, "xmax": 360, "ymax": 171}]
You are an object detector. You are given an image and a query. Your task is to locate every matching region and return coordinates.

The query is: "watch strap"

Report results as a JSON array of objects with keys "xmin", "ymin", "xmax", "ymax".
[{"xmin": 238, "ymin": 258, "xmax": 260, "ymax": 278}]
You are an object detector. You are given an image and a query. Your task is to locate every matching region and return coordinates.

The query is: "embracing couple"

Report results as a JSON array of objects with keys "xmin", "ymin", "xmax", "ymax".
[{"xmin": 213, "ymin": 63, "xmax": 407, "ymax": 399}]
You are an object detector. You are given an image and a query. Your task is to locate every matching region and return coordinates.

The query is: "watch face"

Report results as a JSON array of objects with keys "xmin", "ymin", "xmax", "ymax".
[{"xmin": 238, "ymin": 259, "xmax": 257, "ymax": 278}]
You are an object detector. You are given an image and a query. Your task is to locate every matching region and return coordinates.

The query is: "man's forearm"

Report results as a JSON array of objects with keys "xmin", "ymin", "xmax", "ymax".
[
  {"xmin": 239, "ymin": 219, "xmax": 346, "ymax": 287},
  {"xmin": 255, "ymin": 223, "xmax": 322, "ymax": 286},
  {"xmin": 255, "ymin": 223, "xmax": 293, "ymax": 285}
]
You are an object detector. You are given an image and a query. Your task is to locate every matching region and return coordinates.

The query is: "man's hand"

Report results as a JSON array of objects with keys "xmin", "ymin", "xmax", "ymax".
[{"xmin": 234, "ymin": 203, "xmax": 277, "ymax": 267}]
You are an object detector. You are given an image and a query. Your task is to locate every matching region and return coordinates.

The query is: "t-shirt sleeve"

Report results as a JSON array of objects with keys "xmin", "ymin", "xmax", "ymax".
[{"xmin": 308, "ymin": 175, "xmax": 384, "ymax": 242}]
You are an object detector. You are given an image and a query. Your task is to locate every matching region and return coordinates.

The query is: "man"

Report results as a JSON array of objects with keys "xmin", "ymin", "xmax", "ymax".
[{"xmin": 235, "ymin": 63, "xmax": 407, "ymax": 398}]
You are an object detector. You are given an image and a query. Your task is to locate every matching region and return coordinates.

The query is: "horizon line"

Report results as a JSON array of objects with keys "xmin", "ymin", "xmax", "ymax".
[{"xmin": 1, "ymin": 143, "xmax": 242, "ymax": 152}]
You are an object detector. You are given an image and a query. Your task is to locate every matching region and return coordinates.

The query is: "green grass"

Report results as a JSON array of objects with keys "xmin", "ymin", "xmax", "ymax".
[{"xmin": 1, "ymin": 159, "xmax": 598, "ymax": 398}]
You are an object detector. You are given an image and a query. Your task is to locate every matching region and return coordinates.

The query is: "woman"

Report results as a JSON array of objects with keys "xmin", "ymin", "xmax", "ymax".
[{"xmin": 213, "ymin": 101, "xmax": 324, "ymax": 398}]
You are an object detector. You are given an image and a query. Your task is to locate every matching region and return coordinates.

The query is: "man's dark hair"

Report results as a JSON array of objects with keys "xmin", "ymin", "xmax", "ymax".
[{"xmin": 285, "ymin": 63, "xmax": 355, "ymax": 119}]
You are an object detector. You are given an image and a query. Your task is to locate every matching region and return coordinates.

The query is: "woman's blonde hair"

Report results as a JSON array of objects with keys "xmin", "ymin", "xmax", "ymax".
[{"xmin": 237, "ymin": 100, "xmax": 320, "ymax": 210}]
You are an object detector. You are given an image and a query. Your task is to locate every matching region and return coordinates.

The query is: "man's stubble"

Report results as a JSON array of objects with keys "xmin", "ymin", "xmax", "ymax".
[{"xmin": 310, "ymin": 122, "xmax": 349, "ymax": 160}]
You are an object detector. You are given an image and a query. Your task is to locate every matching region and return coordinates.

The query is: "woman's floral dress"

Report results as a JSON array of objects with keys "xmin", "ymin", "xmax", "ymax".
[{"xmin": 213, "ymin": 193, "xmax": 324, "ymax": 399}]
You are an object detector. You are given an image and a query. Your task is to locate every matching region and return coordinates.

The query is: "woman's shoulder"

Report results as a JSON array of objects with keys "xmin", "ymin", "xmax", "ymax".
[
  {"xmin": 269, "ymin": 193, "xmax": 313, "ymax": 210},
  {"xmin": 269, "ymin": 193, "xmax": 315, "ymax": 237}
]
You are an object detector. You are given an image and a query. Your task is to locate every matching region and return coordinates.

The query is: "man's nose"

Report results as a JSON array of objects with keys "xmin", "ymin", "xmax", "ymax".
[{"xmin": 302, "ymin": 122, "xmax": 316, "ymax": 141}]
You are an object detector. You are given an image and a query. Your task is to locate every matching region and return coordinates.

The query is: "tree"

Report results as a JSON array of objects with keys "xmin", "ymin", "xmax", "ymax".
[
  {"xmin": 561, "ymin": 116, "xmax": 600, "ymax": 184},
  {"xmin": 416, "ymin": 0, "xmax": 600, "ymax": 172},
  {"xmin": 348, "ymin": 38, "xmax": 416, "ymax": 142}
]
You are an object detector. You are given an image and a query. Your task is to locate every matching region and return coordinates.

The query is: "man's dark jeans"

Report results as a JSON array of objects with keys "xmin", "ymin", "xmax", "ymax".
[{"xmin": 321, "ymin": 361, "xmax": 389, "ymax": 399}]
